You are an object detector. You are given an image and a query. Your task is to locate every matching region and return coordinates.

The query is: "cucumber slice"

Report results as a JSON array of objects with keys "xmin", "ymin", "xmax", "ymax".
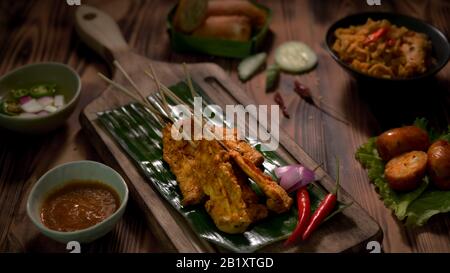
[
  {"xmin": 238, "ymin": 52, "xmax": 267, "ymax": 81},
  {"xmin": 274, "ymin": 41, "xmax": 317, "ymax": 73}
]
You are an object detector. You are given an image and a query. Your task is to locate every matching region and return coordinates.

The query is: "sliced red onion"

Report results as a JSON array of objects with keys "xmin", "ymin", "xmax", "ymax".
[
  {"xmin": 275, "ymin": 164, "xmax": 302, "ymax": 178},
  {"xmin": 19, "ymin": 96, "xmax": 32, "ymax": 105},
  {"xmin": 278, "ymin": 165, "xmax": 315, "ymax": 193},
  {"xmin": 37, "ymin": 96, "xmax": 54, "ymax": 107},
  {"xmin": 21, "ymin": 99, "xmax": 44, "ymax": 113},
  {"xmin": 275, "ymin": 165, "xmax": 292, "ymax": 178}
]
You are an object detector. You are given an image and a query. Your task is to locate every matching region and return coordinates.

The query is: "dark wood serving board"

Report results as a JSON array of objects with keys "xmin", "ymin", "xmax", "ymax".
[{"xmin": 76, "ymin": 5, "xmax": 381, "ymax": 252}]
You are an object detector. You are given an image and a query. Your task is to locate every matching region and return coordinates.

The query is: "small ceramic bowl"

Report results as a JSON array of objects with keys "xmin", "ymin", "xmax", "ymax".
[
  {"xmin": 27, "ymin": 161, "xmax": 129, "ymax": 244},
  {"xmin": 0, "ymin": 62, "xmax": 81, "ymax": 133}
]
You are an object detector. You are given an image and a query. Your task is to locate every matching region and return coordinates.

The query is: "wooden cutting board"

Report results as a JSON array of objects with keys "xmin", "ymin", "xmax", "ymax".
[{"xmin": 76, "ymin": 5, "xmax": 381, "ymax": 253}]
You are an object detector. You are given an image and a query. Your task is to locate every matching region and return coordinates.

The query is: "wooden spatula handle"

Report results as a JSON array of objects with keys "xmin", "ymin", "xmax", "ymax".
[{"xmin": 75, "ymin": 5, "xmax": 129, "ymax": 63}]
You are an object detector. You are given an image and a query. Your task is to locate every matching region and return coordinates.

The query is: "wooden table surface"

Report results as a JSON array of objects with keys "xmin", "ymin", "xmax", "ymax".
[{"xmin": 0, "ymin": 0, "xmax": 449, "ymax": 253}]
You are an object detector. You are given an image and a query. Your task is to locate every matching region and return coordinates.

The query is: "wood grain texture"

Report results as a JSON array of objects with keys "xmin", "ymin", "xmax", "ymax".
[{"xmin": 0, "ymin": 0, "xmax": 448, "ymax": 253}]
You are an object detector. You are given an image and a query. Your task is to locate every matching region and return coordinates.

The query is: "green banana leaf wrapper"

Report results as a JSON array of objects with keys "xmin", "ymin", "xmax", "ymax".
[
  {"xmin": 167, "ymin": 2, "xmax": 272, "ymax": 58},
  {"xmin": 97, "ymin": 81, "xmax": 348, "ymax": 252}
]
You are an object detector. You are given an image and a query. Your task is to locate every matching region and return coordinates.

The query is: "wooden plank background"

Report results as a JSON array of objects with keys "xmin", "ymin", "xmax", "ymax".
[{"xmin": 0, "ymin": 0, "xmax": 448, "ymax": 252}]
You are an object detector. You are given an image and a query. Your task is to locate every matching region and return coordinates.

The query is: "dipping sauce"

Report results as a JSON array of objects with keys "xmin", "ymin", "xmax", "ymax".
[{"xmin": 40, "ymin": 180, "xmax": 120, "ymax": 232}]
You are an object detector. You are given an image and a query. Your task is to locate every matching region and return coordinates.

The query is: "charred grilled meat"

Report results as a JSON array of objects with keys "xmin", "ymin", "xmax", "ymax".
[{"xmin": 162, "ymin": 123, "xmax": 290, "ymax": 234}]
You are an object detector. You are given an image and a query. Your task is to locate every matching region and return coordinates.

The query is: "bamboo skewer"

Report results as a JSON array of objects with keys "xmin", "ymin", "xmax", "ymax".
[
  {"xmin": 100, "ymin": 59, "xmax": 230, "ymax": 151},
  {"xmin": 182, "ymin": 63, "xmax": 213, "ymax": 113},
  {"xmin": 112, "ymin": 61, "xmax": 172, "ymax": 122},
  {"xmin": 98, "ymin": 71, "xmax": 198, "ymax": 147},
  {"xmin": 144, "ymin": 68, "xmax": 229, "ymax": 150},
  {"xmin": 113, "ymin": 60, "xmax": 150, "ymax": 107},
  {"xmin": 147, "ymin": 64, "xmax": 170, "ymax": 114},
  {"xmin": 183, "ymin": 63, "xmax": 198, "ymax": 99},
  {"xmin": 97, "ymin": 73, "xmax": 157, "ymax": 113},
  {"xmin": 113, "ymin": 62, "xmax": 200, "ymax": 147},
  {"xmin": 112, "ymin": 61, "xmax": 202, "ymax": 147},
  {"xmin": 144, "ymin": 71, "xmax": 192, "ymax": 108}
]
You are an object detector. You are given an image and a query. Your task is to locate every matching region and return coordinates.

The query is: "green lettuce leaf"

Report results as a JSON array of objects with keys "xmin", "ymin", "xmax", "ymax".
[
  {"xmin": 440, "ymin": 126, "xmax": 450, "ymax": 142},
  {"xmin": 414, "ymin": 118, "xmax": 450, "ymax": 142},
  {"xmin": 356, "ymin": 118, "xmax": 450, "ymax": 226},
  {"xmin": 406, "ymin": 189, "xmax": 450, "ymax": 226}
]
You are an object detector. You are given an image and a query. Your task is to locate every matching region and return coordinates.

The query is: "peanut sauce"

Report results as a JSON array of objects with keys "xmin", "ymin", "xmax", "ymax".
[{"xmin": 40, "ymin": 181, "xmax": 120, "ymax": 232}]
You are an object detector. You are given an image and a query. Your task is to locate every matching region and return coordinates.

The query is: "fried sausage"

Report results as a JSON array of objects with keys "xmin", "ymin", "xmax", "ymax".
[
  {"xmin": 207, "ymin": 0, "xmax": 267, "ymax": 28},
  {"xmin": 385, "ymin": 151, "xmax": 427, "ymax": 191},
  {"xmin": 376, "ymin": 126, "xmax": 430, "ymax": 161},
  {"xmin": 427, "ymin": 140, "xmax": 450, "ymax": 190},
  {"xmin": 192, "ymin": 16, "xmax": 251, "ymax": 42}
]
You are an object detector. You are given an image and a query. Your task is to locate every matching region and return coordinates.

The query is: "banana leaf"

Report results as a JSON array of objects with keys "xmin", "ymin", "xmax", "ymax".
[
  {"xmin": 98, "ymin": 81, "xmax": 348, "ymax": 252},
  {"xmin": 167, "ymin": 2, "xmax": 272, "ymax": 58}
]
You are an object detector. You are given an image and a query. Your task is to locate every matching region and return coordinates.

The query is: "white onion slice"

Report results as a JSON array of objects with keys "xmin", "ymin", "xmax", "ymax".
[
  {"xmin": 54, "ymin": 95, "xmax": 64, "ymax": 108},
  {"xmin": 21, "ymin": 99, "xmax": 44, "ymax": 113},
  {"xmin": 278, "ymin": 165, "xmax": 315, "ymax": 193},
  {"xmin": 37, "ymin": 96, "xmax": 54, "ymax": 107},
  {"xmin": 44, "ymin": 105, "xmax": 58, "ymax": 113}
]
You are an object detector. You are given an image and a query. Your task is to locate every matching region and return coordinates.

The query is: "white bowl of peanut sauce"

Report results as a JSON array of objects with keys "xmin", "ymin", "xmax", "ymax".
[{"xmin": 27, "ymin": 161, "xmax": 129, "ymax": 244}]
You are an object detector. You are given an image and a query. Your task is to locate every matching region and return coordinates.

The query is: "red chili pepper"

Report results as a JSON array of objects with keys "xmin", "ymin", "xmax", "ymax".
[
  {"xmin": 364, "ymin": 27, "xmax": 388, "ymax": 45},
  {"xmin": 284, "ymin": 187, "xmax": 310, "ymax": 246},
  {"xmin": 274, "ymin": 92, "xmax": 290, "ymax": 119},
  {"xmin": 302, "ymin": 158, "xmax": 341, "ymax": 240},
  {"xmin": 293, "ymin": 81, "xmax": 314, "ymax": 104}
]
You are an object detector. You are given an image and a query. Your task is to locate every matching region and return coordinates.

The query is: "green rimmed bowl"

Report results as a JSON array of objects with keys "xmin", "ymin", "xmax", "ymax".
[
  {"xmin": 27, "ymin": 161, "xmax": 129, "ymax": 244},
  {"xmin": 0, "ymin": 62, "xmax": 81, "ymax": 134}
]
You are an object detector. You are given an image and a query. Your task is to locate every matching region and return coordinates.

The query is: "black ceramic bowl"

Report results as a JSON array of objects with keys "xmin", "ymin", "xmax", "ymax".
[{"xmin": 325, "ymin": 12, "xmax": 450, "ymax": 82}]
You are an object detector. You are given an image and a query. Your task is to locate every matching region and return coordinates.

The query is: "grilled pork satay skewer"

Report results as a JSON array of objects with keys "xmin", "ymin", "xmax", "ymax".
[
  {"xmin": 153, "ymin": 66, "xmax": 270, "ymax": 227},
  {"xmin": 169, "ymin": 72, "xmax": 256, "ymax": 165},
  {"xmin": 230, "ymin": 151, "xmax": 293, "ymax": 213},
  {"xmin": 146, "ymin": 66, "xmax": 292, "ymax": 213},
  {"xmin": 146, "ymin": 66, "xmax": 259, "ymax": 153},
  {"xmin": 146, "ymin": 68, "xmax": 265, "ymax": 166}
]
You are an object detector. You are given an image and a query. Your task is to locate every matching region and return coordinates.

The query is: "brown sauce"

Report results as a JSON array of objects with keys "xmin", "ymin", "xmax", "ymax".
[{"xmin": 40, "ymin": 180, "xmax": 120, "ymax": 232}]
